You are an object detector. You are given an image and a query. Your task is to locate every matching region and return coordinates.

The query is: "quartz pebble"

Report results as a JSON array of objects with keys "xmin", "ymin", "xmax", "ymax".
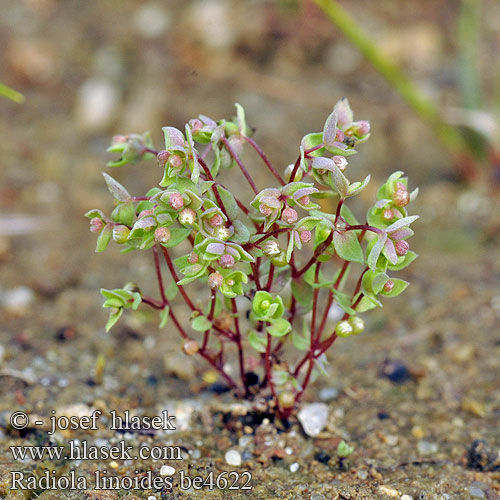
[
  {"xmin": 417, "ymin": 440, "xmax": 438, "ymax": 455},
  {"xmin": 468, "ymin": 486, "xmax": 486, "ymax": 499},
  {"xmin": 319, "ymin": 387, "xmax": 339, "ymax": 401},
  {"xmin": 290, "ymin": 462, "xmax": 299, "ymax": 472},
  {"xmin": 225, "ymin": 450, "xmax": 241, "ymax": 466},
  {"xmin": 297, "ymin": 403, "xmax": 329, "ymax": 437},
  {"xmin": 401, "ymin": 495, "xmax": 414, "ymax": 500},
  {"xmin": 1, "ymin": 286, "xmax": 34, "ymax": 314},
  {"xmin": 160, "ymin": 465, "xmax": 176, "ymax": 476}
]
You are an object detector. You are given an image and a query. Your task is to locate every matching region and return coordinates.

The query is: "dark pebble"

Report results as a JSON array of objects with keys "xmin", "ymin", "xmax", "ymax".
[
  {"xmin": 207, "ymin": 382, "xmax": 231, "ymax": 394},
  {"xmin": 466, "ymin": 439, "xmax": 498, "ymax": 471},
  {"xmin": 245, "ymin": 371, "xmax": 259, "ymax": 386},
  {"xmin": 377, "ymin": 411, "xmax": 390, "ymax": 420},
  {"xmin": 381, "ymin": 360, "xmax": 412, "ymax": 384},
  {"xmin": 314, "ymin": 450, "xmax": 331, "ymax": 464}
]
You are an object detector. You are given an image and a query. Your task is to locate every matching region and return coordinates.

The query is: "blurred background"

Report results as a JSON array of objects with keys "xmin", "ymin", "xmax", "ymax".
[{"xmin": 1, "ymin": 1, "xmax": 500, "ymax": 491}]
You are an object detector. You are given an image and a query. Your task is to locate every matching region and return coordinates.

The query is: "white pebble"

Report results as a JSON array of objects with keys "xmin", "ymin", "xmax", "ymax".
[
  {"xmin": 148, "ymin": 496, "xmax": 156, "ymax": 500},
  {"xmin": 1, "ymin": 286, "xmax": 34, "ymax": 313},
  {"xmin": 160, "ymin": 465, "xmax": 176, "ymax": 476},
  {"xmin": 225, "ymin": 450, "xmax": 241, "ymax": 466},
  {"xmin": 297, "ymin": 403, "xmax": 329, "ymax": 437},
  {"xmin": 290, "ymin": 462, "xmax": 299, "ymax": 472},
  {"xmin": 133, "ymin": 3, "xmax": 171, "ymax": 39},
  {"xmin": 74, "ymin": 77, "xmax": 120, "ymax": 133},
  {"xmin": 401, "ymin": 495, "xmax": 414, "ymax": 500}
]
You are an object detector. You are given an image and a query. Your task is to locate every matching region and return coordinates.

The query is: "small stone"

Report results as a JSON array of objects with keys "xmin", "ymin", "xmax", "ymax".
[
  {"xmin": 74, "ymin": 77, "xmax": 120, "ymax": 133},
  {"xmin": 379, "ymin": 485, "xmax": 399, "ymax": 497},
  {"xmin": 417, "ymin": 440, "xmax": 438, "ymax": 455},
  {"xmin": 357, "ymin": 469, "xmax": 368, "ymax": 480},
  {"xmin": 297, "ymin": 403, "xmax": 329, "ymax": 437},
  {"xmin": 384, "ymin": 434, "xmax": 399, "ymax": 446},
  {"xmin": 468, "ymin": 486, "xmax": 486, "ymax": 499},
  {"xmin": 225, "ymin": 450, "xmax": 241, "ymax": 466},
  {"xmin": 132, "ymin": 3, "xmax": 171, "ymax": 39},
  {"xmin": 160, "ymin": 465, "xmax": 175, "ymax": 476},
  {"xmin": 1, "ymin": 286, "xmax": 35, "ymax": 314},
  {"xmin": 319, "ymin": 387, "xmax": 339, "ymax": 401},
  {"xmin": 109, "ymin": 461, "xmax": 118, "ymax": 469},
  {"xmin": 289, "ymin": 462, "xmax": 299, "ymax": 472},
  {"xmin": 148, "ymin": 496, "xmax": 157, "ymax": 500},
  {"xmin": 381, "ymin": 360, "xmax": 411, "ymax": 384},
  {"xmin": 401, "ymin": 495, "xmax": 414, "ymax": 500}
]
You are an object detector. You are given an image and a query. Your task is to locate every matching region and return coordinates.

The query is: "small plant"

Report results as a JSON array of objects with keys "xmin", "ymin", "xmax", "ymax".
[{"xmin": 87, "ymin": 99, "xmax": 418, "ymax": 419}]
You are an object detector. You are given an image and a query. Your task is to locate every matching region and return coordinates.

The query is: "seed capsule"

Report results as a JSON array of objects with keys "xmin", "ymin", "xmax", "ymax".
[
  {"xmin": 278, "ymin": 391, "xmax": 295, "ymax": 409},
  {"xmin": 219, "ymin": 254, "xmax": 235, "ymax": 269},
  {"xmin": 263, "ymin": 240, "xmax": 280, "ymax": 257},
  {"xmin": 383, "ymin": 280, "xmax": 394, "ymax": 293},
  {"xmin": 281, "ymin": 207, "xmax": 298, "ymax": 225},
  {"xmin": 382, "ymin": 209, "xmax": 394, "ymax": 221},
  {"xmin": 348, "ymin": 316, "xmax": 365, "ymax": 335},
  {"xmin": 154, "ymin": 227, "xmax": 171, "ymax": 244},
  {"xmin": 90, "ymin": 217, "xmax": 104, "ymax": 233},
  {"xmin": 208, "ymin": 214, "xmax": 224, "ymax": 228},
  {"xmin": 157, "ymin": 150, "xmax": 169, "ymax": 167},
  {"xmin": 395, "ymin": 240, "xmax": 409, "ymax": 256},
  {"xmin": 335, "ymin": 320, "xmax": 353, "ymax": 338},
  {"xmin": 208, "ymin": 272, "xmax": 223, "ymax": 289},
  {"xmin": 168, "ymin": 192, "xmax": 184, "ymax": 211},
  {"xmin": 259, "ymin": 204, "xmax": 272, "ymax": 216},
  {"xmin": 183, "ymin": 339, "xmax": 199, "ymax": 356},
  {"xmin": 187, "ymin": 252, "xmax": 199, "ymax": 264},
  {"xmin": 300, "ymin": 230, "xmax": 312, "ymax": 243},
  {"xmin": 112, "ymin": 225, "xmax": 130, "ymax": 243}
]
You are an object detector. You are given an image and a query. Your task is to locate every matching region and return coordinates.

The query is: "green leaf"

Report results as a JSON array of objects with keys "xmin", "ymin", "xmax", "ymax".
[
  {"xmin": 105, "ymin": 308, "xmax": 123, "ymax": 332},
  {"xmin": 159, "ymin": 306, "xmax": 170, "ymax": 328},
  {"xmin": 367, "ymin": 234, "xmax": 387, "ymax": 270},
  {"xmin": 85, "ymin": 209, "xmax": 106, "ymax": 220},
  {"xmin": 328, "ymin": 164, "xmax": 349, "ymax": 197},
  {"xmin": 332, "ymin": 231, "xmax": 364, "ymax": 263},
  {"xmin": 387, "ymin": 250, "xmax": 418, "ymax": 271},
  {"xmin": 217, "ymin": 185, "xmax": 239, "ymax": 220},
  {"xmin": 165, "ymin": 280, "xmax": 179, "ymax": 301},
  {"xmin": 235, "ymin": 103, "xmax": 247, "ymax": 136},
  {"xmin": 291, "ymin": 278, "xmax": 313, "ymax": 310},
  {"xmin": 291, "ymin": 329, "xmax": 309, "ymax": 350},
  {"xmin": 266, "ymin": 318, "xmax": 292, "ymax": 337},
  {"xmin": 331, "ymin": 288, "xmax": 356, "ymax": 315},
  {"xmin": 191, "ymin": 315, "xmax": 212, "ymax": 332},
  {"xmin": 248, "ymin": 331, "xmax": 267, "ymax": 353},
  {"xmin": 111, "ymin": 201, "xmax": 135, "ymax": 226},
  {"xmin": 96, "ymin": 224, "xmax": 112, "ymax": 252},
  {"xmin": 0, "ymin": 82, "xmax": 25, "ymax": 103},
  {"xmin": 232, "ymin": 219, "xmax": 250, "ymax": 244},
  {"xmin": 346, "ymin": 174, "xmax": 370, "ymax": 197},
  {"xmin": 339, "ymin": 204, "xmax": 359, "ymax": 225},
  {"xmin": 102, "ymin": 172, "xmax": 131, "ymax": 202}
]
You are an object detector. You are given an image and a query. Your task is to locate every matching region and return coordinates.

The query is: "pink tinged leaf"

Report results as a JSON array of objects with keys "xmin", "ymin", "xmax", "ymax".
[
  {"xmin": 312, "ymin": 156, "xmax": 335, "ymax": 171},
  {"xmin": 367, "ymin": 233, "xmax": 387, "ymax": 270},
  {"xmin": 199, "ymin": 114, "xmax": 217, "ymax": 127},
  {"xmin": 293, "ymin": 187, "xmax": 318, "ymax": 199},
  {"xmin": 134, "ymin": 217, "xmax": 156, "ymax": 230},
  {"xmin": 102, "ymin": 173, "xmax": 131, "ymax": 202},
  {"xmin": 390, "ymin": 228, "xmax": 413, "ymax": 241},
  {"xmin": 261, "ymin": 196, "xmax": 281, "ymax": 209},
  {"xmin": 385, "ymin": 215, "xmax": 419, "ymax": 233},
  {"xmin": 330, "ymin": 164, "xmax": 349, "ymax": 198},
  {"xmin": 383, "ymin": 239, "xmax": 398, "ymax": 265},
  {"xmin": 375, "ymin": 199, "xmax": 392, "ymax": 209},
  {"xmin": 162, "ymin": 126, "xmax": 185, "ymax": 148},
  {"xmin": 206, "ymin": 242, "xmax": 225, "ymax": 255},
  {"xmin": 333, "ymin": 98, "xmax": 354, "ymax": 130},
  {"xmin": 323, "ymin": 110, "xmax": 338, "ymax": 147}
]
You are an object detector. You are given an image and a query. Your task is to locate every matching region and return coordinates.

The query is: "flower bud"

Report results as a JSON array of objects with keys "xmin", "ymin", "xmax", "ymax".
[
  {"xmin": 168, "ymin": 192, "xmax": 184, "ymax": 211},
  {"xmin": 395, "ymin": 240, "xmax": 409, "ymax": 256},
  {"xmin": 299, "ymin": 230, "xmax": 312, "ymax": 243},
  {"xmin": 271, "ymin": 252, "xmax": 288, "ymax": 267},
  {"xmin": 112, "ymin": 225, "xmax": 130, "ymax": 244},
  {"xmin": 214, "ymin": 311, "xmax": 232, "ymax": 331},
  {"xmin": 348, "ymin": 316, "xmax": 365, "ymax": 335},
  {"xmin": 335, "ymin": 129, "xmax": 344, "ymax": 142},
  {"xmin": 208, "ymin": 272, "xmax": 223, "ymax": 289},
  {"xmin": 259, "ymin": 204, "xmax": 272, "ymax": 217},
  {"xmin": 335, "ymin": 320, "xmax": 353, "ymax": 338},
  {"xmin": 260, "ymin": 300, "xmax": 271, "ymax": 311},
  {"xmin": 157, "ymin": 150, "xmax": 169, "ymax": 168},
  {"xmin": 189, "ymin": 118, "xmax": 203, "ymax": 134},
  {"xmin": 179, "ymin": 208, "xmax": 196, "ymax": 225},
  {"xmin": 383, "ymin": 280, "xmax": 394, "ymax": 293},
  {"xmin": 183, "ymin": 339, "xmax": 199, "ymax": 356},
  {"xmin": 278, "ymin": 391, "xmax": 295, "ymax": 409},
  {"xmin": 219, "ymin": 254, "xmax": 235, "ymax": 269},
  {"xmin": 90, "ymin": 217, "xmax": 104, "ymax": 233},
  {"xmin": 281, "ymin": 207, "xmax": 298, "ymax": 225},
  {"xmin": 154, "ymin": 227, "xmax": 171, "ymax": 244},
  {"xmin": 263, "ymin": 240, "xmax": 280, "ymax": 257},
  {"xmin": 188, "ymin": 252, "xmax": 199, "ymax": 264},
  {"xmin": 333, "ymin": 155, "xmax": 348, "ymax": 171},
  {"xmin": 208, "ymin": 214, "xmax": 224, "ymax": 228}
]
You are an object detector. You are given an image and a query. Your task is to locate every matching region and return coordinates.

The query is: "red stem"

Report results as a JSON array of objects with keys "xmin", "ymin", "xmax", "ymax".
[
  {"xmin": 244, "ymin": 136, "xmax": 285, "ymax": 186},
  {"xmin": 222, "ymin": 137, "xmax": 259, "ymax": 194}
]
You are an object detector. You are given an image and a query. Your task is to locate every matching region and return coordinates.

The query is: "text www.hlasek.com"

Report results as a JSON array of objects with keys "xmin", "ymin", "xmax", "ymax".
[{"xmin": 10, "ymin": 441, "xmax": 182, "ymax": 461}]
